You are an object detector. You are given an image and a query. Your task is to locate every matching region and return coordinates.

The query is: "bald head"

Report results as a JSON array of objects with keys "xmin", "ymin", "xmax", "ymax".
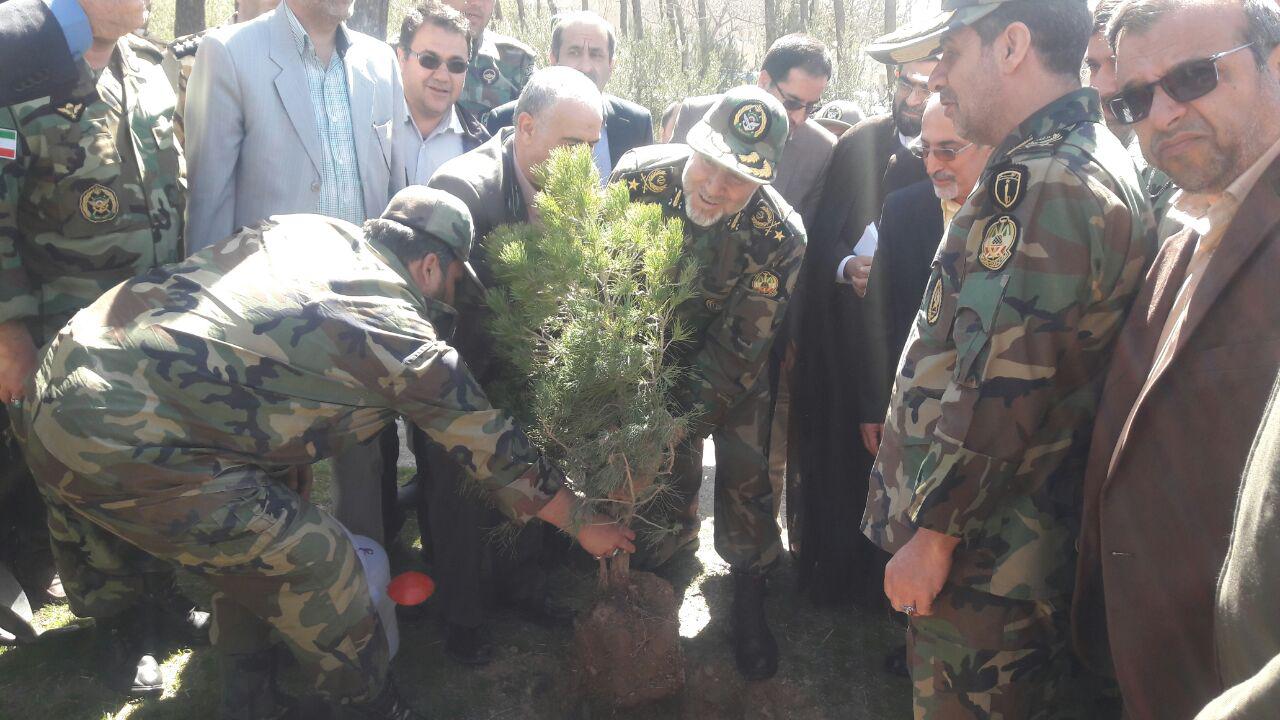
[{"xmin": 514, "ymin": 67, "xmax": 604, "ymax": 188}]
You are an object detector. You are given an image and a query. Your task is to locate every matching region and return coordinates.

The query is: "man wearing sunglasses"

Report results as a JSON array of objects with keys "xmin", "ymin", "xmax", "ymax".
[
  {"xmin": 1073, "ymin": 1, "xmax": 1280, "ymax": 718},
  {"xmin": 395, "ymin": 1, "xmax": 490, "ymax": 185},
  {"xmin": 863, "ymin": 0, "xmax": 1157, "ymax": 715},
  {"xmin": 1085, "ymin": 0, "xmax": 1178, "ymax": 233}
]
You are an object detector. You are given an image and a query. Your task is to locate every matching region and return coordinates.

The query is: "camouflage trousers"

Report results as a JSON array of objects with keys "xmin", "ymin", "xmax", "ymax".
[
  {"xmin": 662, "ymin": 379, "xmax": 782, "ymax": 572},
  {"xmin": 907, "ymin": 585, "xmax": 1078, "ymax": 720},
  {"xmin": 20, "ymin": 425, "xmax": 389, "ymax": 703}
]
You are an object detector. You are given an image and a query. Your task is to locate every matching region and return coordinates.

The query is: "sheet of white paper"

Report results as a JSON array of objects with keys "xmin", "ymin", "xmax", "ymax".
[{"xmin": 853, "ymin": 222, "xmax": 879, "ymax": 257}]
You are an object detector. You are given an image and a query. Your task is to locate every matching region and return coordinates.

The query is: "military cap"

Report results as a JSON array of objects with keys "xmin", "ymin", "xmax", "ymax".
[
  {"xmin": 814, "ymin": 100, "xmax": 865, "ymax": 135},
  {"xmin": 685, "ymin": 86, "xmax": 789, "ymax": 185},
  {"xmin": 380, "ymin": 186, "xmax": 483, "ymax": 288},
  {"xmin": 865, "ymin": 0, "xmax": 1087, "ymax": 65}
]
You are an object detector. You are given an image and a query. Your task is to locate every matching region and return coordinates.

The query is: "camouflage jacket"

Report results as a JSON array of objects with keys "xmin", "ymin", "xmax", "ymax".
[
  {"xmin": 863, "ymin": 89, "xmax": 1157, "ymax": 600},
  {"xmin": 23, "ymin": 216, "xmax": 564, "ymax": 523},
  {"xmin": 611, "ymin": 144, "xmax": 807, "ymax": 435},
  {"xmin": 0, "ymin": 39, "xmax": 186, "ymax": 346},
  {"xmin": 459, "ymin": 30, "xmax": 537, "ymax": 121}
]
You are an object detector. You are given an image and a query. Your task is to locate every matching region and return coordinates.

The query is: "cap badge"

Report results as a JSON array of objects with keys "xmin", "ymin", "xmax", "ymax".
[{"xmin": 731, "ymin": 101, "xmax": 770, "ymax": 142}]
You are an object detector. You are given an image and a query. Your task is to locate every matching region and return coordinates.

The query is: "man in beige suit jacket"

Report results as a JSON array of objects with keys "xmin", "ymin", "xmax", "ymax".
[{"xmin": 1072, "ymin": 2, "xmax": 1280, "ymax": 718}]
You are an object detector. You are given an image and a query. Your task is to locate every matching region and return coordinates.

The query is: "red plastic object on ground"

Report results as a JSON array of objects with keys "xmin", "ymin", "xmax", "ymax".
[{"xmin": 387, "ymin": 571, "xmax": 436, "ymax": 606}]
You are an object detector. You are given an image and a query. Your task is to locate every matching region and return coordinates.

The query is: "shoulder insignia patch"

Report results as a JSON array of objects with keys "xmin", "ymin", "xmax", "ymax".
[
  {"xmin": 80, "ymin": 184, "xmax": 119, "ymax": 223},
  {"xmin": 55, "ymin": 102, "xmax": 85, "ymax": 122},
  {"xmin": 480, "ymin": 67, "xmax": 499, "ymax": 85},
  {"xmin": 705, "ymin": 298, "xmax": 723, "ymax": 312},
  {"xmin": 979, "ymin": 215, "xmax": 1020, "ymax": 271},
  {"xmin": 751, "ymin": 201, "xmax": 779, "ymax": 232},
  {"xmin": 642, "ymin": 168, "xmax": 671, "ymax": 194},
  {"xmin": 926, "ymin": 276, "xmax": 944, "ymax": 325},
  {"xmin": 822, "ymin": 104, "xmax": 843, "ymax": 120},
  {"xmin": 989, "ymin": 164, "xmax": 1028, "ymax": 213},
  {"xmin": 749, "ymin": 270, "xmax": 781, "ymax": 298}
]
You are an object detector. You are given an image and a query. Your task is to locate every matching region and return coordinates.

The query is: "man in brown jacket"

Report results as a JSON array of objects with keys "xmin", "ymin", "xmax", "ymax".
[{"xmin": 1073, "ymin": 1, "xmax": 1280, "ymax": 718}]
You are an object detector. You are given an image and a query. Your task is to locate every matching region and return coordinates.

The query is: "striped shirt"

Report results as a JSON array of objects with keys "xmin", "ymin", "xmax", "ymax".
[{"xmin": 284, "ymin": 5, "xmax": 366, "ymax": 225}]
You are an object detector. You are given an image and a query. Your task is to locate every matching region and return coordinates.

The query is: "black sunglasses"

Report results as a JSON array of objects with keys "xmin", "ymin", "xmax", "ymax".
[
  {"xmin": 405, "ymin": 49, "xmax": 469, "ymax": 75},
  {"xmin": 769, "ymin": 81, "xmax": 822, "ymax": 116},
  {"xmin": 909, "ymin": 142, "xmax": 974, "ymax": 161},
  {"xmin": 1106, "ymin": 43, "xmax": 1253, "ymax": 125}
]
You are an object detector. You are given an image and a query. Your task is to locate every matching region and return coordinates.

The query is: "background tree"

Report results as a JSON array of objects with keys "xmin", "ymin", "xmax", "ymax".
[
  {"xmin": 174, "ymin": 0, "xmax": 205, "ymax": 37},
  {"xmin": 349, "ymin": 0, "xmax": 391, "ymax": 39}
]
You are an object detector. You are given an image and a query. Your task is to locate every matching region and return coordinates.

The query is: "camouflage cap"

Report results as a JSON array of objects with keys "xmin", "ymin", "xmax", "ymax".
[
  {"xmin": 686, "ymin": 86, "xmax": 789, "ymax": 185},
  {"xmin": 380, "ymin": 186, "xmax": 483, "ymax": 288},
  {"xmin": 814, "ymin": 100, "xmax": 865, "ymax": 136},
  {"xmin": 865, "ymin": 0, "xmax": 1084, "ymax": 65}
]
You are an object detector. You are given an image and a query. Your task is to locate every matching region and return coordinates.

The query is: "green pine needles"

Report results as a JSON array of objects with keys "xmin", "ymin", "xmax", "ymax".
[{"xmin": 484, "ymin": 145, "xmax": 700, "ymax": 554}]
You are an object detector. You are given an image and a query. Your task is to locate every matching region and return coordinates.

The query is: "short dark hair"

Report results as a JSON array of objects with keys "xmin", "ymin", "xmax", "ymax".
[
  {"xmin": 398, "ymin": 1, "xmax": 474, "ymax": 57},
  {"xmin": 761, "ymin": 34, "xmax": 834, "ymax": 83},
  {"xmin": 1109, "ymin": 0, "xmax": 1280, "ymax": 65},
  {"xmin": 971, "ymin": 0, "xmax": 1092, "ymax": 77},
  {"xmin": 364, "ymin": 219, "xmax": 456, "ymax": 270},
  {"xmin": 550, "ymin": 11, "xmax": 616, "ymax": 60},
  {"xmin": 1093, "ymin": 0, "xmax": 1123, "ymax": 33}
]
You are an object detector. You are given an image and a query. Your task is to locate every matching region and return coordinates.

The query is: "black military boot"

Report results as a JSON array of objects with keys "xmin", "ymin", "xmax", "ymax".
[
  {"xmin": 348, "ymin": 677, "xmax": 426, "ymax": 720},
  {"xmin": 219, "ymin": 646, "xmax": 293, "ymax": 720},
  {"xmin": 100, "ymin": 608, "xmax": 165, "ymax": 696},
  {"xmin": 730, "ymin": 570, "xmax": 778, "ymax": 681}
]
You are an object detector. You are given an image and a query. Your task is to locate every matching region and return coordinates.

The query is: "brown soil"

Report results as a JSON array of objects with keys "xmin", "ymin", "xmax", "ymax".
[{"xmin": 570, "ymin": 569, "xmax": 685, "ymax": 710}]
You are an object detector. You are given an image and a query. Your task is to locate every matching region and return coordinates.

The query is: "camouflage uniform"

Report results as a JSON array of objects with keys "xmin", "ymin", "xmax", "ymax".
[
  {"xmin": 611, "ymin": 143, "xmax": 806, "ymax": 572},
  {"xmin": 17, "ymin": 205, "xmax": 565, "ymax": 703},
  {"xmin": 460, "ymin": 30, "xmax": 537, "ymax": 121},
  {"xmin": 862, "ymin": 89, "xmax": 1156, "ymax": 719},
  {"xmin": 0, "ymin": 38, "xmax": 186, "ymax": 609}
]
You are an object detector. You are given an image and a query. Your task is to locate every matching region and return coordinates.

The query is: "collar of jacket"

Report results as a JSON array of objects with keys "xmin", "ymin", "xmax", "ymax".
[
  {"xmin": 365, "ymin": 235, "xmax": 461, "ymax": 338},
  {"xmin": 991, "ymin": 87, "xmax": 1103, "ymax": 162}
]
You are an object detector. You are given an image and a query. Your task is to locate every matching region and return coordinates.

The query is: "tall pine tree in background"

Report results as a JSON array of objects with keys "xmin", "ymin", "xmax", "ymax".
[{"xmin": 483, "ymin": 145, "xmax": 698, "ymax": 587}]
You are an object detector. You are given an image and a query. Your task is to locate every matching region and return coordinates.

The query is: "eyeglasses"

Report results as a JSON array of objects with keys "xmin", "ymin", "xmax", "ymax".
[
  {"xmin": 1106, "ymin": 43, "xmax": 1254, "ymax": 125},
  {"xmin": 769, "ymin": 81, "xmax": 822, "ymax": 116},
  {"xmin": 910, "ymin": 142, "xmax": 974, "ymax": 161},
  {"xmin": 896, "ymin": 74, "xmax": 931, "ymax": 97},
  {"xmin": 405, "ymin": 49, "xmax": 469, "ymax": 75}
]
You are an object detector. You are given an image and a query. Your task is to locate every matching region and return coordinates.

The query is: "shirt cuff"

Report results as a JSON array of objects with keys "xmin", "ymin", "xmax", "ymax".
[
  {"xmin": 45, "ymin": 0, "xmax": 92, "ymax": 58},
  {"xmin": 835, "ymin": 255, "xmax": 856, "ymax": 284}
]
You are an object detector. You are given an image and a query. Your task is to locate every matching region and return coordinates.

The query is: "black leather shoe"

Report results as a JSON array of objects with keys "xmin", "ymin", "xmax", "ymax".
[
  {"xmin": 730, "ymin": 570, "xmax": 778, "ymax": 681},
  {"xmin": 444, "ymin": 623, "xmax": 493, "ymax": 666},
  {"xmin": 101, "ymin": 610, "xmax": 165, "ymax": 696},
  {"xmin": 349, "ymin": 676, "xmax": 426, "ymax": 720},
  {"xmin": 507, "ymin": 595, "xmax": 575, "ymax": 629}
]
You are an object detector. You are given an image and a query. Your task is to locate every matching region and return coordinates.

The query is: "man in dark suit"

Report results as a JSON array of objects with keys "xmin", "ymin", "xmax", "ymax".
[
  {"xmin": 0, "ymin": 0, "xmax": 144, "ymax": 106},
  {"xmin": 483, "ymin": 11, "xmax": 651, "ymax": 178},
  {"xmin": 787, "ymin": 58, "xmax": 932, "ymax": 606},
  {"xmin": 860, "ymin": 94, "xmax": 994, "ymax": 472},
  {"xmin": 423, "ymin": 67, "xmax": 605, "ymax": 665},
  {"xmin": 1073, "ymin": 2, "xmax": 1280, "ymax": 718},
  {"xmin": 670, "ymin": 34, "xmax": 836, "ymax": 223}
]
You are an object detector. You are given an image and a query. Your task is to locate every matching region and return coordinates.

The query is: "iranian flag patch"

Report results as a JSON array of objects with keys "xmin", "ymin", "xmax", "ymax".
[{"xmin": 0, "ymin": 129, "xmax": 16, "ymax": 160}]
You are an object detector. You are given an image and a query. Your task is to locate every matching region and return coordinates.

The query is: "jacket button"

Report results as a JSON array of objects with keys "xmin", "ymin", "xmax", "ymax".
[{"xmin": 311, "ymin": 181, "xmax": 321, "ymax": 192}]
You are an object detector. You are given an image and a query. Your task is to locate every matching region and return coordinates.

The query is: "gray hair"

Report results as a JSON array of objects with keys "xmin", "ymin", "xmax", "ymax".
[
  {"xmin": 514, "ymin": 66, "xmax": 605, "ymax": 121},
  {"xmin": 550, "ymin": 10, "xmax": 616, "ymax": 60},
  {"xmin": 1109, "ymin": 0, "xmax": 1280, "ymax": 64}
]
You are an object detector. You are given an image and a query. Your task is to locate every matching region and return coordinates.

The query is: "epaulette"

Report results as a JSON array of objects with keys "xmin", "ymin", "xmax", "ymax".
[
  {"xmin": 491, "ymin": 32, "xmax": 537, "ymax": 61},
  {"xmin": 168, "ymin": 31, "xmax": 207, "ymax": 60},
  {"xmin": 126, "ymin": 32, "xmax": 167, "ymax": 65},
  {"xmin": 619, "ymin": 163, "xmax": 679, "ymax": 204},
  {"xmin": 733, "ymin": 192, "xmax": 796, "ymax": 244}
]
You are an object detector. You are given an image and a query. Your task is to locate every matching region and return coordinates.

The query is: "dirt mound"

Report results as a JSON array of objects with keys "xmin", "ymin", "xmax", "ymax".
[{"xmin": 571, "ymin": 570, "xmax": 685, "ymax": 709}]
